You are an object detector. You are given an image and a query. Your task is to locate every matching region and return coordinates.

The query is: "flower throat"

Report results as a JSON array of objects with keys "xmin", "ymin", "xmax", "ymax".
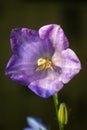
[{"xmin": 36, "ymin": 58, "xmax": 53, "ymax": 71}]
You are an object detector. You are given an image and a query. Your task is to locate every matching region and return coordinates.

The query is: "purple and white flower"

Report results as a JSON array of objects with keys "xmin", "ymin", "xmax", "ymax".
[
  {"xmin": 23, "ymin": 117, "xmax": 48, "ymax": 130},
  {"xmin": 5, "ymin": 24, "xmax": 81, "ymax": 98}
]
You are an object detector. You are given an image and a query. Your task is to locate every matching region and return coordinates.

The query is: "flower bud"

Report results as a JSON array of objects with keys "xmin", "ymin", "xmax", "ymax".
[{"xmin": 58, "ymin": 103, "xmax": 68, "ymax": 125}]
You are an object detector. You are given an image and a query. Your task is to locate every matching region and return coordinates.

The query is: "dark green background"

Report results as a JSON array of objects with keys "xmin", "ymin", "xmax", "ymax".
[{"xmin": 0, "ymin": 0, "xmax": 87, "ymax": 130}]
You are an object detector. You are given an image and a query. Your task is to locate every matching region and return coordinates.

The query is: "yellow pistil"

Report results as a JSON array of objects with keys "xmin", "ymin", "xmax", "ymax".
[{"xmin": 36, "ymin": 58, "xmax": 53, "ymax": 71}]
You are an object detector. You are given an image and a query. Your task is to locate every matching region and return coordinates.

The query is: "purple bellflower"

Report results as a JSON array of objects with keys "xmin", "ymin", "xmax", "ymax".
[
  {"xmin": 23, "ymin": 117, "xmax": 48, "ymax": 130},
  {"xmin": 5, "ymin": 24, "xmax": 81, "ymax": 98}
]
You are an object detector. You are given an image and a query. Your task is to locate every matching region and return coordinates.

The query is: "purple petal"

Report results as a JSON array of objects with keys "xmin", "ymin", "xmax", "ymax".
[
  {"xmin": 10, "ymin": 28, "xmax": 39, "ymax": 53},
  {"xmin": 39, "ymin": 24, "xmax": 69, "ymax": 51},
  {"xmin": 59, "ymin": 48, "xmax": 81, "ymax": 83},
  {"xmin": 5, "ymin": 54, "xmax": 47, "ymax": 86},
  {"xmin": 10, "ymin": 28, "xmax": 54, "ymax": 57},
  {"xmin": 29, "ymin": 70, "xmax": 63, "ymax": 98}
]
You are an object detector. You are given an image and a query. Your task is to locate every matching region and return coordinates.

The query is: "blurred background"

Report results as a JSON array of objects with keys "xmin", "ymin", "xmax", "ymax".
[{"xmin": 0, "ymin": 0, "xmax": 87, "ymax": 130}]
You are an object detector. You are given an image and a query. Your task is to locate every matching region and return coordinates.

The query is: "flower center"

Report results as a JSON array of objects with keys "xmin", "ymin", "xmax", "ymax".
[{"xmin": 36, "ymin": 58, "xmax": 53, "ymax": 71}]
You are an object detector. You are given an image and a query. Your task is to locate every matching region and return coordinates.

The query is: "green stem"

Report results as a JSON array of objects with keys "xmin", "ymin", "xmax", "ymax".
[
  {"xmin": 59, "ymin": 123, "xmax": 64, "ymax": 130},
  {"xmin": 53, "ymin": 93, "xmax": 59, "ymax": 123}
]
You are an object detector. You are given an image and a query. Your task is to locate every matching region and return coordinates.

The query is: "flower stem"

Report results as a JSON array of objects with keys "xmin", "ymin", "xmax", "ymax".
[
  {"xmin": 53, "ymin": 93, "xmax": 59, "ymax": 119},
  {"xmin": 59, "ymin": 124, "xmax": 64, "ymax": 130}
]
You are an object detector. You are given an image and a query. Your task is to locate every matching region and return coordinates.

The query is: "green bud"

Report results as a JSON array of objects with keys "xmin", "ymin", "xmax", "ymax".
[{"xmin": 58, "ymin": 103, "xmax": 68, "ymax": 125}]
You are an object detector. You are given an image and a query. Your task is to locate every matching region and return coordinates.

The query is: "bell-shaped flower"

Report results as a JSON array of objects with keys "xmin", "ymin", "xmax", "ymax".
[{"xmin": 5, "ymin": 24, "xmax": 81, "ymax": 98}]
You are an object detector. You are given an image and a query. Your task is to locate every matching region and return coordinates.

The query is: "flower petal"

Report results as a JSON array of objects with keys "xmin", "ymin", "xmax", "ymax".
[
  {"xmin": 10, "ymin": 28, "xmax": 39, "ymax": 53},
  {"xmin": 59, "ymin": 48, "xmax": 81, "ymax": 83},
  {"xmin": 39, "ymin": 24, "xmax": 69, "ymax": 51},
  {"xmin": 10, "ymin": 28, "xmax": 54, "ymax": 57},
  {"xmin": 26, "ymin": 117, "xmax": 48, "ymax": 130},
  {"xmin": 5, "ymin": 53, "xmax": 47, "ymax": 86},
  {"xmin": 29, "ymin": 70, "xmax": 63, "ymax": 98}
]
